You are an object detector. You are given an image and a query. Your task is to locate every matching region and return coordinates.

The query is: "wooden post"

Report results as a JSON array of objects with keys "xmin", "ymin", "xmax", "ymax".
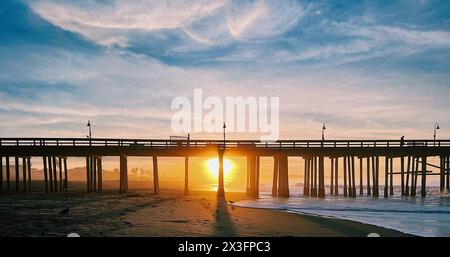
[
  {"xmin": 97, "ymin": 157, "xmax": 102, "ymax": 192},
  {"xmin": 330, "ymin": 158, "xmax": 334, "ymax": 195},
  {"xmin": 401, "ymin": 156, "xmax": 405, "ymax": 196},
  {"xmin": 85, "ymin": 156, "xmax": 90, "ymax": 193},
  {"xmin": 421, "ymin": 156, "xmax": 427, "ymax": 197},
  {"xmin": 184, "ymin": 157, "xmax": 189, "ymax": 194},
  {"xmin": 217, "ymin": 151, "xmax": 225, "ymax": 197},
  {"xmin": 310, "ymin": 158, "xmax": 314, "ymax": 196},
  {"xmin": 6, "ymin": 157, "xmax": 10, "ymax": 193},
  {"xmin": 22, "ymin": 157, "xmax": 27, "ymax": 193},
  {"xmin": 389, "ymin": 157, "xmax": 394, "ymax": 195},
  {"xmin": 384, "ymin": 156, "xmax": 389, "ymax": 198},
  {"xmin": 52, "ymin": 156, "xmax": 57, "ymax": 192},
  {"xmin": 410, "ymin": 157, "xmax": 417, "ymax": 197},
  {"xmin": 366, "ymin": 157, "xmax": 371, "ymax": 196},
  {"xmin": 312, "ymin": 157, "xmax": 317, "ymax": 197},
  {"xmin": 376, "ymin": 156, "xmax": 380, "ymax": 197},
  {"xmin": 413, "ymin": 157, "xmax": 419, "ymax": 196},
  {"xmin": 43, "ymin": 156, "xmax": 48, "ymax": 193},
  {"xmin": 445, "ymin": 156, "xmax": 450, "ymax": 192},
  {"xmin": 405, "ymin": 156, "xmax": 411, "ymax": 196},
  {"xmin": 0, "ymin": 157, "xmax": 3, "ymax": 194},
  {"xmin": 64, "ymin": 157, "xmax": 68, "ymax": 191},
  {"xmin": 440, "ymin": 156, "xmax": 445, "ymax": 192},
  {"xmin": 256, "ymin": 156, "xmax": 260, "ymax": 197},
  {"xmin": 27, "ymin": 158, "xmax": 31, "ymax": 192},
  {"xmin": 334, "ymin": 157, "xmax": 339, "ymax": 195},
  {"xmin": 343, "ymin": 156, "xmax": 348, "ymax": 197},
  {"xmin": 58, "ymin": 157, "xmax": 63, "ymax": 192},
  {"xmin": 247, "ymin": 155, "xmax": 256, "ymax": 197},
  {"xmin": 92, "ymin": 156, "xmax": 97, "ymax": 192},
  {"xmin": 373, "ymin": 156, "xmax": 379, "ymax": 197},
  {"xmin": 359, "ymin": 157, "xmax": 363, "ymax": 195},
  {"xmin": 277, "ymin": 155, "xmax": 289, "ymax": 197},
  {"xmin": 351, "ymin": 156, "xmax": 356, "ymax": 197},
  {"xmin": 371, "ymin": 156, "xmax": 376, "ymax": 196},
  {"xmin": 272, "ymin": 156, "xmax": 279, "ymax": 196},
  {"xmin": 90, "ymin": 156, "xmax": 95, "ymax": 192},
  {"xmin": 303, "ymin": 157, "xmax": 308, "ymax": 196},
  {"xmin": 318, "ymin": 155, "xmax": 325, "ymax": 198},
  {"xmin": 119, "ymin": 155, "xmax": 127, "ymax": 193},
  {"xmin": 15, "ymin": 157, "xmax": 19, "ymax": 193},
  {"xmin": 255, "ymin": 156, "xmax": 260, "ymax": 196},
  {"xmin": 153, "ymin": 156, "xmax": 159, "ymax": 195}
]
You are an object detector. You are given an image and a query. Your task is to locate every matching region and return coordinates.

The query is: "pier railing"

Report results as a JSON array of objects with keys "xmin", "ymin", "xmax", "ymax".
[{"xmin": 0, "ymin": 138, "xmax": 449, "ymax": 148}]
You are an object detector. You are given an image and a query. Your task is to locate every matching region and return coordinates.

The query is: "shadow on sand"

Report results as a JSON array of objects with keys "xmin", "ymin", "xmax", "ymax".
[{"xmin": 213, "ymin": 195, "xmax": 237, "ymax": 236}]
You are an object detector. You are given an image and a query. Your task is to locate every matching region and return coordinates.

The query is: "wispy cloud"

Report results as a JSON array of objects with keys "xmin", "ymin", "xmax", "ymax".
[{"xmin": 30, "ymin": 0, "xmax": 305, "ymax": 48}]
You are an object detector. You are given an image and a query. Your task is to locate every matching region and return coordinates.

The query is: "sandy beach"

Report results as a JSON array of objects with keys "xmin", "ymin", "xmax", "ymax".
[{"xmin": 0, "ymin": 187, "xmax": 410, "ymax": 237}]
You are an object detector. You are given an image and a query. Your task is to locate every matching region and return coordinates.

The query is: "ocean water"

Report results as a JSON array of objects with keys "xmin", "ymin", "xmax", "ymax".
[{"xmin": 232, "ymin": 187, "xmax": 450, "ymax": 237}]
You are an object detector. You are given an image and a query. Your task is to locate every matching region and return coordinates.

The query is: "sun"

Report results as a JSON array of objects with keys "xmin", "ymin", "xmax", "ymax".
[{"xmin": 206, "ymin": 158, "xmax": 233, "ymax": 178}]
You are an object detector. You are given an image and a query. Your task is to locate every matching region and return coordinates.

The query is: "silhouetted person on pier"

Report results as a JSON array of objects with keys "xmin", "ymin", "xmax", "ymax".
[{"xmin": 400, "ymin": 136, "xmax": 405, "ymax": 147}]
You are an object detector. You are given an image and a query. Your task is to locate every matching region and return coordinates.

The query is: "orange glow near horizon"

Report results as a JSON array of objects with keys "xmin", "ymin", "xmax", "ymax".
[{"xmin": 206, "ymin": 158, "xmax": 233, "ymax": 179}]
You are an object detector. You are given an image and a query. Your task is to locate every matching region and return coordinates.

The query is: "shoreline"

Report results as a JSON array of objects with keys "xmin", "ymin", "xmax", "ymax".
[{"xmin": 0, "ymin": 188, "xmax": 412, "ymax": 237}]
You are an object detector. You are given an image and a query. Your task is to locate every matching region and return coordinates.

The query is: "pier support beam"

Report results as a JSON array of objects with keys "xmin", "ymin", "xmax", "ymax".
[
  {"xmin": 0, "ymin": 157, "xmax": 3, "ymax": 194},
  {"xmin": 217, "ymin": 150, "xmax": 225, "ymax": 197},
  {"xmin": 247, "ymin": 155, "xmax": 260, "ymax": 198},
  {"xmin": 152, "ymin": 156, "xmax": 159, "ymax": 195},
  {"xmin": 390, "ymin": 157, "xmax": 394, "ymax": 196},
  {"xmin": 184, "ymin": 157, "xmax": 189, "ymax": 194},
  {"xmin": 96, "ymin": 157, "xmax": 102, "ymax": 192},
  {"xmin": 366, "ymin": 157, "xmax": 371, "ymax": 196},
  {"xmin": 22, "ymin": 157, "xmax": 27, "ymax": 192},
  {"xmin": 372, "ymin": 156, "xmax": 379, "ymax": 197},
  {"xmin": 58, "ymin": 157, "xmax": 63, "ymax": 192},
  {"xmin": 6, "ymin": 157, "xmax": 10, "ymax": 193},
  {"xmin": 351, "ymin": 156, "xmax": 356, "ymax": 197},
  {"xmin": 330, "ymin": 158, "xmax": 334, "ymax": 195},
  {"xmin": 440, "ymin": 156, "xmax": 445, "ymax": 192},
  {"xmin": 421, "ymin": 156, "xmax": 427, "ymax": 197},
  {"xmin": 405, "ymin": 156, "xmax": 411, "ymax": 196},
  {"xmin": 318, "ymin": 155, "xmax": 325, "ymax": 198},
  {"xmin": 43, "ymin": 157, "xmax": 48, "ymax": 193},
  {"xmin": 52, "ymin": 156, "xmax": 57, "ymax": 192},
  {"xmin": 384, "ymin": 157, "xmax": 389, "ymax": 198},
  {"xmin": 277, "ymin": 155, "xmax": 289, "ymax": 197},
  {"xmin": 334, "ymin": 157, "xmax": 339, "ymax": 195},
  {"xmin": 63, "ymin": 157, "xmax": 68, "ymax": 191},
  {"xmin": 343, "ymin": 156, "xmax": 348, "ymax": 197},
  {"xmin": 401, "ymin": 157, "xmax": 405, "ymax": 196},
  {"xmin": 272, "ymin": 156, "xmax": 279, "ymax": 196},
  {"xmin": 120, "ymin": 155, "xmax": 128, "ymax": 193},
  {"xmin": 92, "ymin": 156, "xmax": 97, "ymax": 192},
  {"xmin": 359, "ymin": 157, "xmax": 363, "ymax": 195},
  {"xmin": 312, "ymin": 157, "xmax": 317, "ymax": 197},
  {"xmin": 27, "ymin": 158, "xmax": 31, "ymax": 192},
  {"xmin": 15, "ymin": 157, "xmax": 19, "ymax": 193},
  {"xmin": 303, "ymin": 157, "xmax": 309, "ymax": 196},
  {"xmin": 446, "ymin": 156, "xmax": 449, "ymax": 191},
  {"xmin": 411, "ymin": 157, "xmax": 418, "ymax": 197},
  {"xmin": 85, "ymin": 156, "xmax": 90, "ymax": 193}
]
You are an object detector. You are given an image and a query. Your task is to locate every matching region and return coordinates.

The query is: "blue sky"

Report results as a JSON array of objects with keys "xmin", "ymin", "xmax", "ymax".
[{"xmin": 1, "ymin": 0, "xmax": 450, "ymax": 139}]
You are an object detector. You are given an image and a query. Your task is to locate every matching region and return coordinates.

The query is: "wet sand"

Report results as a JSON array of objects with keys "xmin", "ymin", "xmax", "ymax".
[{"xmin": 0, "ymin": 189, "xmax": 410, "ymax": 237}]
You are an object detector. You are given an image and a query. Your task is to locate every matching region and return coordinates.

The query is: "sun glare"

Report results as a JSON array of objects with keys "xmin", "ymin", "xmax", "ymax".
[{"xmin": 206, "ymin": 158, "xmax": 233, "ymax": 178}]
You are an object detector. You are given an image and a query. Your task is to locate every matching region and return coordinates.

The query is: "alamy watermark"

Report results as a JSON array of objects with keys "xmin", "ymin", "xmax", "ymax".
[{"xmin": 171, "ymin": 89, "xmax": 279, "ymax": 141}]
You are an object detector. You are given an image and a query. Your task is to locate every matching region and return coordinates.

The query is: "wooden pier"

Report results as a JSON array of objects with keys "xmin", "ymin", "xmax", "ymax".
[{"xmin": 0, "ymin": 138, "xmax": 449, "ymax": 198}]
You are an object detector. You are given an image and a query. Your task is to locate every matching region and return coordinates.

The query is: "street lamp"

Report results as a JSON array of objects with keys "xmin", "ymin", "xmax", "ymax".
[
  {"xmin": 223, "ymin": 123, "xmax": 226, "ymax": 148},
  {"xmin": 322, "ymin": 123, "xmax": 326, "ymax": 141},
  {"xmin": 86, "ymin": 120, "xmax": 92, "ymax": 139},
  {"xmin": 434, "ymin": 123, "xmax": 440, "ymax": 146}
]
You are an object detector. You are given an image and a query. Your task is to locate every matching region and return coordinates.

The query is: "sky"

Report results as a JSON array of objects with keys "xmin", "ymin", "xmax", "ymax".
[{"xmin": 1, "ymin": 0, "xmax": 450, "ymax": 140}]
